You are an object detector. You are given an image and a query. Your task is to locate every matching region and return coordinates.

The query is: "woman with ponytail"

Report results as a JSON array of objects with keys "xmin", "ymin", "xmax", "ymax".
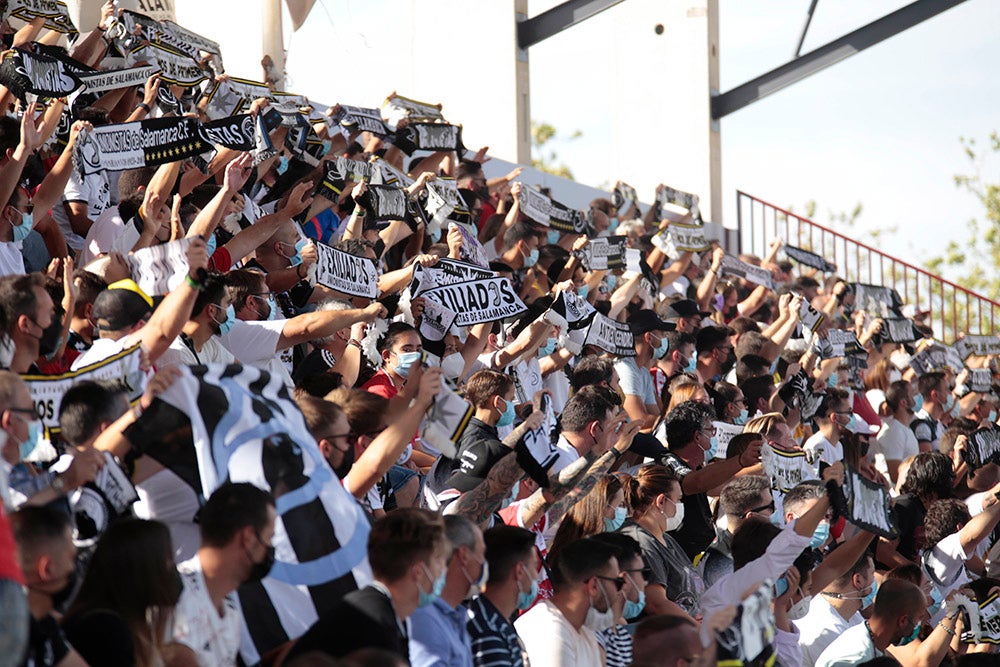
[{"xmin": 619, "ymin": 465, "xmax": 704, "ymax": 619}]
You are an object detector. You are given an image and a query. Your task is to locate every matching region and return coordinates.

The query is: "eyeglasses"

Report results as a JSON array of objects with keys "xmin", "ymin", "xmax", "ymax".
[
  {"xmin": 8, "ymin": 407, "xmax": 36, "ymax": 421},
  {"xmin": 748, "ymin": 500, "xmax": 776, "ymax": 515},
  {"xmin": 700, "ymin": 426, "xmax": 717, "ymax": 438},
  {"xmin": 251, "ymin": 292, "xmax": 277, "ymax": 301},
  {"xmin": 623, "ymin": 567, "xmax": 652, "ymax": 582},
  {"xmin": 324, "ymin": 431, "xmax": 353, "ymax": 441},
  {"xmin": 594, "ymin": 575, "xmax": 626, "ymax": 591}
]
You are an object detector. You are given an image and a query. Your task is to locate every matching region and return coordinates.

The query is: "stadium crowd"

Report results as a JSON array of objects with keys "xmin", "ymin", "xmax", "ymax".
[{"xmin": 2, "ymin": 3, "xmax": 1000, "ymax": 667}]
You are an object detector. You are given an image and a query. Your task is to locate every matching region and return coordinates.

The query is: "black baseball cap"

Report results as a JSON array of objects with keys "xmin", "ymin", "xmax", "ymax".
[
  {"xmin": 91, "ymin": 280, "xmax": 153, "ymax": 332},
  {"xmin": 627, "ymin": 309, "xmax": 676, "ymax": 336},
  {"xmin": 662, "ymin": 299, "xmax": 710, "ymax": 320}
]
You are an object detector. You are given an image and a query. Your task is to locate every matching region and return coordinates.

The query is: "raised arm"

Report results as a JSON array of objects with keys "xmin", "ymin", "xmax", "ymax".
[
  {"xmin": 278, "ymin": 302, "xmax": 386, "ymax": 350},
  {"xmin": 123, "ymin": 238, "xmax": 209, "ymax": 363},
  {"xmin": 344, "ymin": 368, "xmax": 442, "ymax": 498}
]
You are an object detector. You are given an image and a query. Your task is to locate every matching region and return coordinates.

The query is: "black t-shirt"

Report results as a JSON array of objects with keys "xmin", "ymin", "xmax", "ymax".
[
  {"xmin": 659, "ymin": 452, "xmax": 715, "ymax": 561},
  {"xmin": 890, "ymin": 494, "xmax": 926, "ymax": 563},
  {"xmin": 62, "ymin": 608, "xmax": 135, "ymax": 667},
  {"xmin": 21, "ymin": 614, "xmax": 70, "ymax": 667}
]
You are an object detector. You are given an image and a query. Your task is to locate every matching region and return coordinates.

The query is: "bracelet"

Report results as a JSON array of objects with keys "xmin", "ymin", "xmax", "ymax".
[
  {"xmin": 296, "ymin": 264, "xmax": 306, "ymax": 280},
  {"xmin": 609, "ymin": 448, "xmax": 623, "ymax": 460},
  {"xmin": 348, "ymin": 339, "xmax": 363, "ymax": 350},
  {"xmin": 938, "ymin": 622, "xmax": 956, "ymax": 637},
  {"xmin": 185, "ymin": 273, "xmax": 203, "ymax": 290},
  {"xmin": 136, "ymin": 102, "xmax": 151, "ymax": 113},
  {"xmin": 132, "ymin": 403, "xmax": 144, "ymax": 420}
]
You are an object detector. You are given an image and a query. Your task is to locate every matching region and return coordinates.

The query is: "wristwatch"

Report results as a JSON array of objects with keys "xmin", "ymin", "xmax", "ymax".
[{"xmin": 51, "ymin": 474, "xmax": 66, "ymax": 494}]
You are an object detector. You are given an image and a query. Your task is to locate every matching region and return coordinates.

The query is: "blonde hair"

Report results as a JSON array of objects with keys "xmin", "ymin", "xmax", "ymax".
[{"xmin": 743, "ymin": 412, "xmax": 787, "ymax": 440}]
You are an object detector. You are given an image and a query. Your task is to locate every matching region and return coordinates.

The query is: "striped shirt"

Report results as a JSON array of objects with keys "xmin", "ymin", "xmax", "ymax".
[
  {"xmin": 466, "ymin": 595, "xmax": 527, "ymax": 667},
  {"xmin": 596, "ymin": 626, "xmax": 633, "ymax": 667}
]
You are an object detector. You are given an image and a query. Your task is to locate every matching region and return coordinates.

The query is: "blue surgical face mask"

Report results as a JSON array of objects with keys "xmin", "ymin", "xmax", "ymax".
[
  {"xmin": 774, "ymin": 576, "xmax": 790, "ymax": 598},
  {"xmin": 265, "ymin": 296, "xmax": 278, "ymax": 321},
  {"xmin": 770, "ymin": 511, "xmax": 784, "ymax": 525},
  {"xmin": 705, "ymin": 436, "xmax": 719, "ymax": 461},
  {"xmin": 497, "ymin": 397, "xmax": 516, "ymax": 427},
  {"xmin": 654, "ymin": 335, "xmax": 670, "ymax": 360},
  {"xmin": 942, "ymin": 393, "xmax": 955, "ymax": 412},
  {"xmin": 608, "ymin": 216, "xmax": 619, "ymax": 233},
  {"xmin": 205, "ymin": 233, "xmax": 217, "ymax": 256},
  {"xmin": 429, "ymin": 228, "xmax": 442, "ymax": 244},
  {"xmin": 547, "ymin": 230, "xmax": 560, "ymax": 245},
  {"xmin": 10, "ymin": 209, "xmax": 32, "ymax": 242},
  {"xmin": 214, "ymin": 303, "xmax": 235, "ymax": 336},
  {"xmin": 623, "ymin": 589, "xmax": 646, "ymax": 619},
  {"xmin": 913, "ymin": 394, "xmax": 923, "ymax": 412},
  {"xmin": 517, "ymin": 573, "xmax": 539, "ymax": 611},
  {"xmin": 950, "ymin": 398, "xmax": 961, "ymax": 419},
  {"xmin": 843, "ymin": 414, "xmax": 858, "ymax": 433},
  {"xmin": 19, "ymin": 418, "xmax": 42, "ymax": 460},
  {"xmin": 418, "ymin": 564, "xmax": 446, "ymax": 608},
  {"xmin": 320, "ymin": 139, "xmax": 332, "ymax": 155},
  {"xmin": 604, "ymin": 507, "xmax": 627, "ymax": 532},
  {"xmin": 734, "ymin": 408, "xmax": 748, "ymax": 425},
  {"xmin": 927, "ymin": 586, "xmax": 942, "ymax": 617},
  {"xmin": 811, "ymin": 521, "xmax": 830, "ymax": 549},
  {"xmin": 827, "ymin": 373, "xmax": 839, "ymax": 389},
  {"xmin": 284, "ymin": 238, "xmax": 309, "ymax": 267},
  {"xmin": 523, "ymin": 247, "xmax": 539, "ymax": 268},
  {"xmin": 862, "ymin": 581, "xmax": 878, "ymax": 610},
  {"xmin": 539, "ymin": 337, "xmax": 557, "ymax": 357},
  {"xmin": 897, "ymin": 621, "xmax": 921, "ymax": 646},
  {"xmin": 685, "ymin": 354, "xmax": 697, "ymax": 374},
  {"xmin": 394, "ymin": 350, "xmax": 422, "ymax": 378},
  {"xmin": 276, "ymin": 154, "xmax": 289, "ymax": 175},
  {"xmin": 577, "ymin": 284, "xmax": 589, "ymax": 299},
  {"xmin": 988, "ymin": 410, "xmax": 997, "ymax": 424},
  {"xmin": 606, "ymin": 275, "xmax": 617, "ymax": 291}
]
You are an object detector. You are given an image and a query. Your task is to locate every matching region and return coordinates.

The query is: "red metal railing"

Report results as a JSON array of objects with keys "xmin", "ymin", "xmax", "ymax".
[{"xmin": 735, "ymin": 191, "xmax": 1000, "ymax": 343}]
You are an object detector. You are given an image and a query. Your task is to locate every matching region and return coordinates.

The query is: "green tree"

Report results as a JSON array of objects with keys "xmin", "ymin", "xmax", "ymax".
[
  {"xmin": 926, "ymin": 132, "xmax": 1000, "ymax": 300},
  {"xmin": 530, "ymin": 121, "xmax": 581, "ymax": 180}
]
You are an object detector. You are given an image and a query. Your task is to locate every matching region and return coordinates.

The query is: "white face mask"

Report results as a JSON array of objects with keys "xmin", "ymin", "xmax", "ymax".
[
  {"xmin": 440, "ymin": 352, "xmax": 465, "ymax": 380},
  {"xmin": 584, "ymin": 582, "xmax": 616, "ymax": 631},
  {"xmin": 665, "ymin": 499, "xmax": 685, "ymax": 532},
  {"xmin": 787, "ymin": 594, "xmax": 813, "ymax": 621}
]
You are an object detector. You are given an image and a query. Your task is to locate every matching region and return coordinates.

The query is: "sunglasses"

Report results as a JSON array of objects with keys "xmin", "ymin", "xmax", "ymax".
[
  {"xmin": 594, "ymin": 575, "xmax": 626, "ymax": 591},
  {"xmin": 623, "ymin": 567, "xmax": 653, "ymax": 582}
]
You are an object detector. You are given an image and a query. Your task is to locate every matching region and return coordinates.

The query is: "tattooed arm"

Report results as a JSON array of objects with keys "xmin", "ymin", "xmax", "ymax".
[
  {"xmin": 445, "ymin": 411, "xmax": 544, "ymax": 526},
  {"xmin": 519, "ymin": 420, "xmax": 641, "ymax": 528}
]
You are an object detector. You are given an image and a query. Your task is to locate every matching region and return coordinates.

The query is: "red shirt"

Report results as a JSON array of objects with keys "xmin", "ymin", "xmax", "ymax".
[
  {"xmin": 362, "ymin": 369, "xmax": 398, "ymax": 400},
  {"xmin": 0, "ymin": 504, "xmax": 25, "ymax": 584}
]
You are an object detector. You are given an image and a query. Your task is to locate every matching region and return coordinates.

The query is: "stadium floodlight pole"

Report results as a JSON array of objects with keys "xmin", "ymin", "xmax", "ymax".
[
  {"xmin": 712, "ymin": 0, "xmax": 969, "ymax": 120},
  {"xmin": 262, "ymin": 0, "xmax": 286, "ymax": 91}
]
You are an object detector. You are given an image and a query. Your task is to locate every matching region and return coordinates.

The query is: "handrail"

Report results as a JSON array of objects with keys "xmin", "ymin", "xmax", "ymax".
[{"xmin": 736, "ymin": 190, "xmax": 1000, "ymax": 343}]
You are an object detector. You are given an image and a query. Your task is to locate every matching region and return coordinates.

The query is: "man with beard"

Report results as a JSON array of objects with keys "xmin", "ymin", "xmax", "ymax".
[
  {"xmin": 694, "ymin": 325, "xmax": 737, "ymax": 386},
  {"xmin": 293, "ymin": 368, "xmax": 442, "ymax": 514},
  {"xmin": 10, "ymin": 506, "xmax": 86, "ymax": 667},
  {"xmin": 171, "ymin": 483, "xmax": 277, "ymax": 667}
]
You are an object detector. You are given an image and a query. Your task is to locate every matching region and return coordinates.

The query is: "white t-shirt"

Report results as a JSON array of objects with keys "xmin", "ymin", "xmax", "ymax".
[
  {"xmin": 0, "ymin": 241, "xmax": 25, "ymax": 277},
  {"xmin": 173, "ymin": 556, "xmax": 242, "ymax": 667},
  {"xmin": 615, "ymin": 356, "xmax": 657, "ymax": 407},
  {"xmin": 79, "ymin": 206, "xmax": 126, "ymax": 265},
  {"xmin": 874, "ymin": 416, "xmax": 919, "ymax": 463},
  {"xmin": 923, "ymin": 532, "xmax": 974, "ymax": 604},
  {"xmin": 219, "ymin": 319, "xmax": 292, "ymax": 388},
  {"xmin": 158, "ymin": 335, "xmax": 236, "ymax": 370},
  {"xmin": 514, "ymin": 599, "xmax": 603, "ymax": 667},
  {"xmin": 134, "ymin": 467, "xmax": 201, "ymax": 561},
  {"xmin": 53, "ymin": 169, "xmax": 111, "ymax": 250},
  {"xmin": 815, "ymin": 622, "xmax": 880, "ymax": 667},
  {"xmin": 803, "ymin": 431, "xmax": 841, "ymax": 468},
  {"xmin": 798, "ymin": 594, "xmax": 862, "ymax": 667},
  {"xmin": 71, "ymin": 336, "xmax": 133, "ymax": 370}
]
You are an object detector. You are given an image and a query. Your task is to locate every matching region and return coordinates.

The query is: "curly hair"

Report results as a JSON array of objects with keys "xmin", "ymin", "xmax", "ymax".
[{"xmin": 923, "ymin": 498, "xmax": 969, "ymax": 551}]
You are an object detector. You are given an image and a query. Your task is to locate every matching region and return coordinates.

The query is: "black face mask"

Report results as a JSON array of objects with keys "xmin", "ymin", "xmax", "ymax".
[
  {"xmin": 721, "ymin": 349, "xmax": 737, "ymax": 374},
  {"xmin": 332, "ymin": 444, "xmax": 355, "ymax": 479},
  {"xmin": 371, "ymin": 238, "xmax": 386, "ymax": 258},
  {"xmin": 246, "ymin": 540, "xmax": 276, "ymax": 583},
  {"xmin": 37, "ymin": 310, "xmax": 64, "ymax": 359},
  {"xmin": 51, "ymin": 568, "xmax": 79, "ymax": 612}
]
